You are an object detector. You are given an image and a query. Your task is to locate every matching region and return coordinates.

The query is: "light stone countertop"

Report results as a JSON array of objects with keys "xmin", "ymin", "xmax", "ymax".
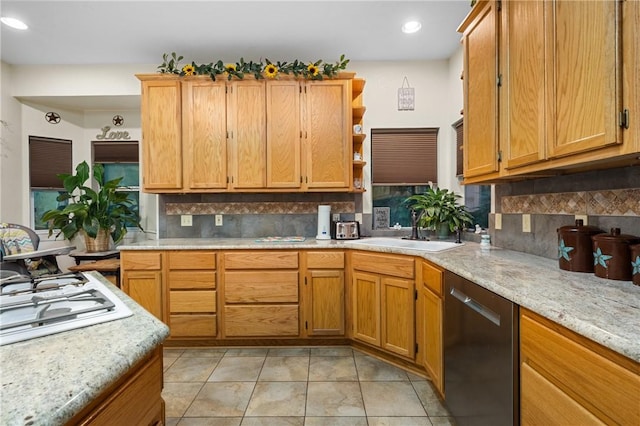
[
  {"xmin": 0, "ymin": 272, "xmax": 170, "ymax": 426},
  {"xmin": 119, "ymin": 238, "xmax": 640, "ymax": 362}
]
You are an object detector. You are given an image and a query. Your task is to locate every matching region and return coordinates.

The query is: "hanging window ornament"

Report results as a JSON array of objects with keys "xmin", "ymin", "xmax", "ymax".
[
  {"xmin": 45, "ymin": 112, "xmax": 61, "ymax": 124},
  {"xmin": 397, "ymin": 77, "xmax": 415, "ymax": 111}
]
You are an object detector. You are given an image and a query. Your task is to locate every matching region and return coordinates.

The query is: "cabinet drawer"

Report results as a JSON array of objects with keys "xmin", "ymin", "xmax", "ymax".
[
  {"xmin": 169, "ymin": 271, "xmax": 216, "ymax": 289},
  {"xmin": 170, "ymin": 314, "xmax": 217, "ymax": 337},
  {"xmin": 170, "ymin": 290, "xmax": 217, "ymax": 313},
  {"xmin": 306, "ymin": 251, "xmax": 345, "ymax": 269},
  {"xmin": 169, "ymin": 251, "xmax": 216, "ymax": 270},
  {"xmin": 224, "ymin": 305, "xmax": 299, "ymax": 336},
  {"xmin": 421, "ymin": 260, "xmax": 443, "ymax": 296},
  {"xmin": 224, "ymin": 251, "xmax": 298, "ymax": 269},
  {"xmin": 521, "ymin": 310, "xmax": 639, "ymax": 425},
  {"xmin": 121, "ymin": 251, "xmax": 162, "ymax": 270},
  {"xmin": 224, "ymin": 271, "xmax": 298, "ymax": 303},
  {"xmin": 352, "ymin": 251, "xmax": 414, "ymax": 279}
]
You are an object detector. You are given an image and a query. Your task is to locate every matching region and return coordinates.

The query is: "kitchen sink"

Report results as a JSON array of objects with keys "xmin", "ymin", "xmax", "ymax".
[{"xmin": 349, "ymin": 238, "xmax": 464, "ymax": 252}]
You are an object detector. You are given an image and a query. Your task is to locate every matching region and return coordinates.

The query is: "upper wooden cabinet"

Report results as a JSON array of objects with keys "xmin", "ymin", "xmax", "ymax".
[
  {"xmin": 137, "ymin": 74, "xmax": 359, "ymax": 193},
  {"xmin": 459, "ymin": 0, "xmax": 638, "ymax": 184},
  {"xmin": 140, "ymin": 78, "xmax": 183, "ymax": 190}
]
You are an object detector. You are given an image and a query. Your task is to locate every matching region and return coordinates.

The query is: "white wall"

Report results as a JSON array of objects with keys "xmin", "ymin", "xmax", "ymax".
[{"xmin": 1, "ymin": 63, "xmax": 24, "ymax": 224}]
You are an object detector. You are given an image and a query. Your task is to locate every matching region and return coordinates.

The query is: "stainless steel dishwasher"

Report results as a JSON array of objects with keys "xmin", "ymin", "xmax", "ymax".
[{"xmin": 443, "ymin": 271, "xmax": 519, "ymax": 426}]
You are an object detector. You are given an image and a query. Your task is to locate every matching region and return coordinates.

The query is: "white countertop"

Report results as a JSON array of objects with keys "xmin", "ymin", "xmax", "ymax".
[
  {"xmin": 119, "ymin": 238, "xmax": 640, "ymax": 362},
  {"xmin": 0, "ymin": 272, "xmax": 170, "ymax": 426}
]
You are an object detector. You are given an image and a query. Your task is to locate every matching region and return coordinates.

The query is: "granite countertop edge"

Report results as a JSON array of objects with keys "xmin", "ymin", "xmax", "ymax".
[
  {"xmin": 0, "ymin": 272, "xmax": 170, "ymax": 426},
  {"xmin": 119, "ymin": 238, "xmax": 640, "ymax": 362}
]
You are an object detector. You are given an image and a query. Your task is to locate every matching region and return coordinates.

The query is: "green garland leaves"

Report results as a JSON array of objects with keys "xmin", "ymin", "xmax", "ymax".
[{"xmin": 158, "ymin": 52, "xmax": 350, "ymax": 81}]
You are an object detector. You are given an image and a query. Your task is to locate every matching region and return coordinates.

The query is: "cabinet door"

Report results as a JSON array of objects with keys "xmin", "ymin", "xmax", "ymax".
[
  {"xmin": 503, "ymin": 0, "xmax": 547, "ymax": 169},
  {"xmin": 183, "ymin": 80, "xmax": 228, "ymax": 189},
  {"xmin": 352, "ymin": 271, "xmax": 381, "ymax": 346},
  {"xmin": 461, "ymin": 0, "xmax": 500, "ymax": 178},
  {"xmin": 228, "ymin": 80, "xmax": 266, "ymax": 189},
  {"xmin": 303, "ymin": 80, "xmax": 351, "ymax": 189},
  {"xmin": 305, "ymin": 269, "xmax": 345, "ymax": 336},
  {"xmin": 122, "ymin": 270, "xmax": 164, "ymax": 322},
  {"xmin": 546, "ymin": 0, "xmax": 622, "ymax": 159},
  {"xmin": 140, "ymin": 79, "xmax": 182, "ymax": 190},
  {"xmin": 266, "ymin": 80, "xmax": 302, "ymax": 188},
  {"xmin": 381, "ymin": 276, "xmax": 415, "ymax": 358},
  {"xmin": 421, "ymin": 288, "xmax": 443, "ymax": 394}
]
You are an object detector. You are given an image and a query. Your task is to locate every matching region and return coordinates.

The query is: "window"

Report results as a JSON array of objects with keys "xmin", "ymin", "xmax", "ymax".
[
  {"xmin": 92, "ymin": 141, "xmax": 140, "ymax": 228},
  {"xmin": 371, "ymin": 128, "xmax": 438, "ymax": 227},
  {"xmin": 452, "ymin": 119, "xmax": 490, "ymax": 229},
  {"xmin": 29, "ymin": 136, "xmax": 72, "ymax": 230}
]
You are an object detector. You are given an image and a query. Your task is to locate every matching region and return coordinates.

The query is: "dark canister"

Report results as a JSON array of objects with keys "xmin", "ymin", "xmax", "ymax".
[
  {"xmin": 631, "ymin": 244, "xmax": 640, "ymax": 286},
  {"xmin": 557, "ymin": 219, "xmax": 603, "ymax": 272},
  {"xmin": 591, "ymin": 228, "xmax": 640, "ymax": 281}
]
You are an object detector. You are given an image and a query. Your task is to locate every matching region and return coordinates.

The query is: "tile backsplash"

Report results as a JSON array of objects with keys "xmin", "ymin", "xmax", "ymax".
[
  {"xmin": 159, "ymin": 193, "xmax": 361, "ymax": 239},
  {"xmin": 491, "ymin": 166, "xmax": 640, "ymax": 259}
]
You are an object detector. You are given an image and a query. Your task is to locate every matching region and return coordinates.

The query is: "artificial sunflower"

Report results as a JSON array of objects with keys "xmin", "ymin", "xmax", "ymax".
[
  {"xmin": 264, "ymin": 63, "xmax": 278, "ymax": 78},
  {"xmin": 182, "ymin": 64, "xmax": 195, "ymax": 76},
  {"xmin": 307, "ymin": 63, "xmax": 319, "ymax": 76},
  {"xmin": 225, "ymin": 63, "xmax": 237, "ymax": 73}
]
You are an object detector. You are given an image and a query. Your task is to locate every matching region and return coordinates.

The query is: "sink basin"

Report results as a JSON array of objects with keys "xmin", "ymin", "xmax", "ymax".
[{"xmin": 349, "ymin": 238, "xmax": 464, "ymax": 252}]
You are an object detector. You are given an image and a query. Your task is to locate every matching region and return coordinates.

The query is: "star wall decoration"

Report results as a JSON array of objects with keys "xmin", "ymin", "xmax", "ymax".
[
  {"xmin": 45, "ymin": 112, "xmax": 61, "ymax": 124},
  {"xmin": 112, "ymin": 115, "xmax": 124, "ymax": 126}
]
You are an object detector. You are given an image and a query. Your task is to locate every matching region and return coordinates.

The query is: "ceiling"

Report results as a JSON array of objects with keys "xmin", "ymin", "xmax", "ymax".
[{"xmin": 2, "ymin": 0, "xmax": 472, "ymax": 111}]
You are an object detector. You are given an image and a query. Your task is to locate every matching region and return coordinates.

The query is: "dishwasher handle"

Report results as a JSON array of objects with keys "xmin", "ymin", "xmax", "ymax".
[{"xmin": 450, "ymin": 287, "xmax": 501, "ymax": 326}]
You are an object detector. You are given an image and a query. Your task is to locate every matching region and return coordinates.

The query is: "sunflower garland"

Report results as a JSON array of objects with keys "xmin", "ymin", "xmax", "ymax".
[{"xmin": 158, "ymin": 52, "xmax": 350, "ymax": 81}]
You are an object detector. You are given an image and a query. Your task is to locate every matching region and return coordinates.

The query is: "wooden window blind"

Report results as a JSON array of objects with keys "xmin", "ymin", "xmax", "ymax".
[
  {"xmin": 93, "ymin": 141, "xmax": 139, "ymax": 163},
  {"xmin": 371, "ymin": 128, "xmax": 438, "ymax": 185},
  {"xmin": 453, "ymin": 118, "xmax": 464, "ymax": 177},
  {"xmin": 29, "ymin": 136, "xmax": 72, "ymax": 189}
]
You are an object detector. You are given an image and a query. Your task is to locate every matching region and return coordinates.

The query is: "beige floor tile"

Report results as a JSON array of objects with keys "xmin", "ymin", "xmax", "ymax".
[
  {"xmin": 308, "ymin": 357, "xmax": 358, "ymax": 381},
  {"xmin": 310, "ymin": 347, "xmax": 354, "ymax": 357},
  {"xmin": 165, "ymin": 357, "xmax": 220, "ymax": 382},
  {"xmin": 354, "ymin": 355, "xmax": 409, "ymax": 381},
  {"xmin": 178, "ymin": 418, "xmax": 242, "ymax": 426},
  {"xmin": 164, "ymin": 348, "xmax": 186, "ymax": 357},
  {"xmin": 258, "ymin": 357, "xmax": 309, "ymax": 381},
  {"xmin": 304, "ymin": 417, "xmax": 368, "ymax": 426},
  {"xmin": 361, "ymin": 382, "xmax": 427, "ymax": 417},
  {"xmin": 306, "ymin": 382, "xmax": 365, "ymax": 417},
  {"xmin": 162, "ymin": 382, "xmax": 205, "ymax": 417},
  {"xmin": 268, "ymin": 347, "xmax": 311, "ymax": 357},
  {"xmin": 224, "ymin": 348, "xmax": 269, "ymax": 357},
  {"xmin": 165, "ymin": 418, "xmax": 181, "ymax": 426},
  {"xmin": 181, "ymin": 348, "xmax": 228, "ymax": 358},
  {"xmin": 209, "ymin": 356, "xmax": 265, "ymax": 382},
  {"xmin": 164, "ymin": 354, "xmax": 180, "ymax": 372},
  {"xmin": 245, "ymin": 382, "xmax": 307, "ymax": 417},
  {"xmin": 368, "ymin": 417, "xmax": 432, "ymax": 426},
  {"xmin": 185, "ymin": 382, "xmax": 255, "ymax": 417},
  {"xmin": 241, "ymin": 417, "xmax": 304, "ymax": 425},
  {"xmin": 411, "ymin": 381, "xmax": 450, "ymax": 416},
  {"xmin": 428, "ymin": 417, "xmax": 456, "ymax": 426}
]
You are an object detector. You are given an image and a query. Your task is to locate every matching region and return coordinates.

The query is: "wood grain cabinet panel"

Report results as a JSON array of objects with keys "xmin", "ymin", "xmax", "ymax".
[
  {"xmin": 224, "ymin": 271, "xmax": 298, "ymax": 303},
  {"xmin": 304, "ymin": 250, "xmax": 345, "ymax": 337},
  {"xmin": 417, "ymin": 260, "xmax": 444, "ymax": 395},
  {"xmin": 224, "ymin": 305, "xmax": 299, "ymax": 337},
  {"xmin": 224, "ymin": 251, "xmax": 298, "ymax": 269}
]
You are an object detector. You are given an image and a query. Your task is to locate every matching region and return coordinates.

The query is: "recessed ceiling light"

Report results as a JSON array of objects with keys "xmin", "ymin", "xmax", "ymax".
[
  {"xmin": 1, "ymin": 17, "xmax": 28, "ymax": 30},
  {"xmin": 402, "ymin": 20, "xmax": 422, "ymax": 34}
]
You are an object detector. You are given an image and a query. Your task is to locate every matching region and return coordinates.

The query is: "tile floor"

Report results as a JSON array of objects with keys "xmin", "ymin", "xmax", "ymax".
[{"xmin": 163, "ymin": 346, "xmax": 454, "ymax": 426}]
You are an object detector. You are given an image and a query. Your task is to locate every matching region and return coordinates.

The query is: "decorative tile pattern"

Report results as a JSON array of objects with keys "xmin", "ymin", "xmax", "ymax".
[
  {"xmin": 501, "ymin": 188, "xmax": 640, "ymax": 216},
  {"xmin": 166, "ymin": 201, "xmax": 356, "ymax": 215}
]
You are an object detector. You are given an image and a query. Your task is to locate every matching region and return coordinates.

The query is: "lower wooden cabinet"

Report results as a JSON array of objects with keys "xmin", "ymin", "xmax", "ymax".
[
  {"xmin": 418, "ymin": 260, "xmax": 444, "ymax": 396},
  {"xmin": 520, "ymin": 308, "xmax": 640, "ymax": 425},
  {"xmin": 222, "ymin": 251, "xmax": 300, "ymax": 338},
  {"xmin": 121, "ymin": 251, "xmax": 165, "ymax": 322},
  {"xmin": 68, "ymin": 346, "xmax": 164, "ymax": 426},
  {"xmin": 304, "ymin": 251, "xmax": 345, "ymax": 336},
  {"xmin": 351, "ymin": 251, "xmax": 416, "ymax": 359},
  {"xmin": 167, "ymin": 251, "xmax": 217, "ymax": 339}
]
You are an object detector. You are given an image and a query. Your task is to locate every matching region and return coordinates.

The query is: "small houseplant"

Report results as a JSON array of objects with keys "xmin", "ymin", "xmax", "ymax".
[
  {"xmin": 41, "ymin": 161, "xmax": 142, "ymax": 252},
  {"xmin": 404, "ymin": 187, "xmax": 474, "ymax": 238}
]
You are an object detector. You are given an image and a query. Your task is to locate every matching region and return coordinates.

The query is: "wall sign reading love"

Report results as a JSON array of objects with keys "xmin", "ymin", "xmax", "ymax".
[{"xmin": 96, "ymin": 126, "xmax": 131, "ymax": 140}]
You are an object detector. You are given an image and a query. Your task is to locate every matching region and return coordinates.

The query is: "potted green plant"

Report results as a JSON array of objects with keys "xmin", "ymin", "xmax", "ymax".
[
  {"xmin": 41, "ymin": 161, "xmax": 142, "ymax": 252},
  {"xmin": 404, "ymin": 187, "xmax": 474, "ymax": 239}
]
